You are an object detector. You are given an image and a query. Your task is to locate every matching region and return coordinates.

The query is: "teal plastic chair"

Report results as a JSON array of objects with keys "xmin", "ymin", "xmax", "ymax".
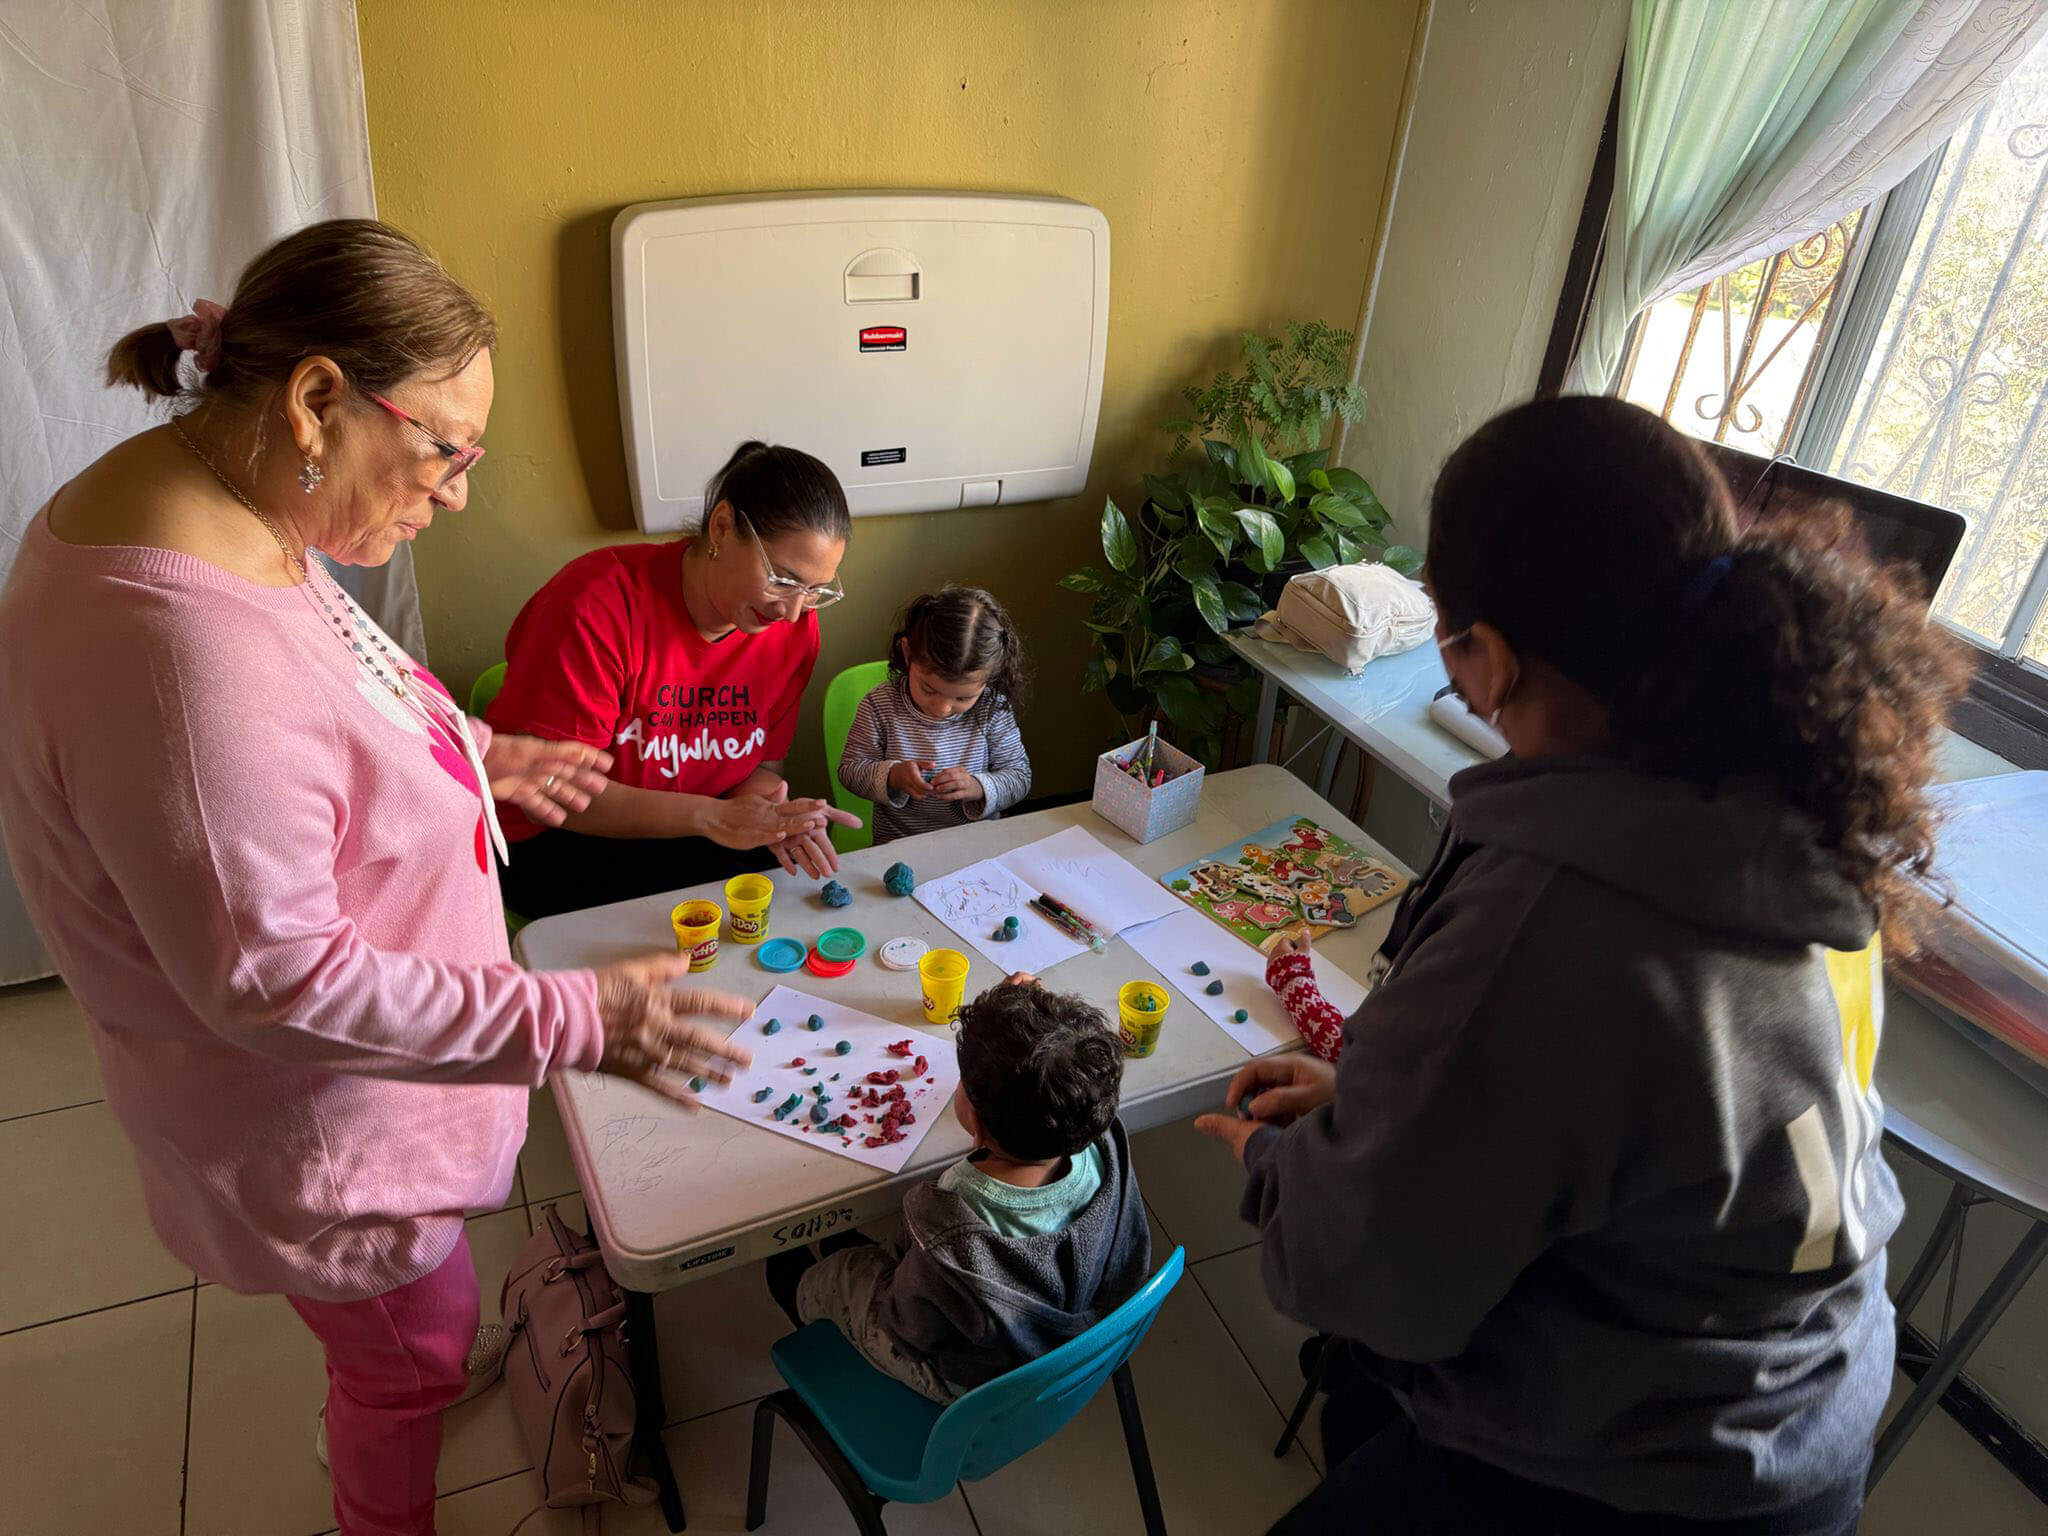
[
  {"xmin": 468, "ymin": 660, "xmax": 509, "ymax": 719},
  {"xmin": 747, "ymin": 1246, "xmax": 1185, "ymax": 1535},
  {"xmin": 822, "ymin": 659, "xmax": 892, "ymax": 855}
]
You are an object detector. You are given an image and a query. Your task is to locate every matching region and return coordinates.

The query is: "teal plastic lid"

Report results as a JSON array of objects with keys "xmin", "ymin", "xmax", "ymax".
[
  {"xmin": 815, "ymin": 926, "xmax": 867, "ymax": 963},
  {"xmin": 756, "ymin": 936, "xmax": 806, "ymax": 972}
]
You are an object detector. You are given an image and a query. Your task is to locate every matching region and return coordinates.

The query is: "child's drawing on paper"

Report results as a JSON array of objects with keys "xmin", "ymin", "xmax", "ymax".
[{"xmin": 1161, "ymin": 816, "xmax": 1406, "ymax": 953}]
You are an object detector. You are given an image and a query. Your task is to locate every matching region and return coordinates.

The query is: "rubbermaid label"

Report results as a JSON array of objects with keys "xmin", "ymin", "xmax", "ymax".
[
  {"xmin": 676, "ymin": 1245, "xmax": 735, "ymax": 1273},
  {"xmin": 861, "ymin": 447, "xmax": 908, "ymax": 467},
  {"xmin": 859, "ymin": 325, "xmax": 907, "ymax": 353}
]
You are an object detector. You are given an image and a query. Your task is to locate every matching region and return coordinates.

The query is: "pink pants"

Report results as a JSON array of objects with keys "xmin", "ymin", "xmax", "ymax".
[{"xmin": 288, "ymin": 1230, "xmax": 479, "ymax": 1536}]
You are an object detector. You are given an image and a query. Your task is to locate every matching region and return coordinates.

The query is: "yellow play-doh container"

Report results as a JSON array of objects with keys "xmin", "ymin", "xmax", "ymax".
[
  {"xmin": 918, "ymin": 948, "xmax": 970, "ymax": 1027},
  {"xmin": 670, "ymin": 900, "xmax": 722, "ymax": 971},
  {"xmin": 723, "ymin": 873, "xmax": 774, "ymax": 944},
  {"xmin": 1117, "ymin": 981, "xmax": 1169, "ymax": 1058}
]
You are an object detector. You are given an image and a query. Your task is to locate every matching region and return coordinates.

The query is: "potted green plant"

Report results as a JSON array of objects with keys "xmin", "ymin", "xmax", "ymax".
[{"xmin": 1060, "ymin": 322, "xmax": 1421, "ymax": 765}]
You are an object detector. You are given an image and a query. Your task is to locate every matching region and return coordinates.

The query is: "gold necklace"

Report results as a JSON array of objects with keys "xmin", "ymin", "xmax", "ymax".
[
  {"xmin": 170, "ymin": 417, "xmax": 308, "ymax": 584},
  {"xmin": 170, "ymin": 415, "xmax": 413, "ymax": 701}
]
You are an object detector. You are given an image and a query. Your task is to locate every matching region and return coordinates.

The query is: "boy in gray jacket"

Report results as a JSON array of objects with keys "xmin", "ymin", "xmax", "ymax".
[{"xmin": 766, "ymin": 974, "xmax": 1151, "ymax": 1401}]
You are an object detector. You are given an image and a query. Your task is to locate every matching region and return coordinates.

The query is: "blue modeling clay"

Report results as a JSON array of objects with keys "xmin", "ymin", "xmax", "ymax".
[
  {"xmin": 688, "ymin": 1076, "xmax": 706, "ymax": 1093},
  {"xmin": 835, "ymin": 1040, "xmax": 852, "ymax": 1055},
  {"xmin": 991, "ymin": 925, "xmax": 1010, "ymax": 941},
  {"xmin": 752, "ymin": 1087, "xmax": 773, "ymax": 1103},
  {"xmin": 811, "ymin": 1103, "xmax": 830, "ymax": 1124},
  {"xmin": 1003, "ymin": 914, "xmax": 1019, "ymax": 932},
  {"xmin": 1205, "ymin": 979, "xmax": 1224, "ymax": 996},
  {"xmin": 1191, "ymin": 961, "xmax": 1210, "ymax": 976},
  {"xmin": 1233, "ymin": 1008, "xmax": 1249, "ymax": 1023},
  {"xmin": 762, "ymin": 1017, "xmax": 781, "ymax": 1035},
  {"xmin": 821, "ymin": 880, "xmax": 852, "ymax": 908},
  {"xmin": 884, "ymin": 861, "xmax": 915, "ymax": 897},
  {"xmin": 807, "ymin": 1013, "xmax": 825, "ymax": 1031}
]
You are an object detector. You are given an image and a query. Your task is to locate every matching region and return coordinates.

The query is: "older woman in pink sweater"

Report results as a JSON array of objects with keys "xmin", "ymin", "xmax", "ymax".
[{"xmin": 0, "ymin": 220, "xmax": 751, "ymax": 1536}]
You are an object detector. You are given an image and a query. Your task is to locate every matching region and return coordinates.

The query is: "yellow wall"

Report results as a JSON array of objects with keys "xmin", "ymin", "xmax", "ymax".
[{"xmin": 357, "ymin": 0, "xmax": 1420, "ymax": 795}]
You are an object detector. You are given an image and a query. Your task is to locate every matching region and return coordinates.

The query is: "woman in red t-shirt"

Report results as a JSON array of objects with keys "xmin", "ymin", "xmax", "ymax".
[{"xmin": 488, "ymin": 442, "xmax": 859, "ymax": 918}]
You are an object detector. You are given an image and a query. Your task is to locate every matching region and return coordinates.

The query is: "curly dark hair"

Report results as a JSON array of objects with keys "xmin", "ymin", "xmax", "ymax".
[
  {"xmin": 1427, "ymin": 396, "xmax": 1974, "ymax": 951},
  {"xmin": 888, "ymin": 585, "xmax": 1029, "ymax": 715},
  {"xmin": 955, "ymin": 981, "xmax": 1123, "ymax": 1161}
]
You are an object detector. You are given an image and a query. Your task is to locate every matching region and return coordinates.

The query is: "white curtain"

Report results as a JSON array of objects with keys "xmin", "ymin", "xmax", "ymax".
[
  {"xmin": 0, "ymin": 0, "xmax": 414, "ymax": 984},
  {"xmin": 1570, "ymin": 0, "xmax": 2048, "ymax": 393}
]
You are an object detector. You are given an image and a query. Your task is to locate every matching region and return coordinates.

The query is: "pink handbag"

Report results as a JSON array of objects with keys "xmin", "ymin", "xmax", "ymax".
[{"xmin": 500, "ymin": 1203, "xmax": 651, "ymax": 1530}]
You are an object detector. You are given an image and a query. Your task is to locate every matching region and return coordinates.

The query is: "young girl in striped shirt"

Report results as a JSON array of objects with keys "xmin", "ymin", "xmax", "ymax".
[{"xmin": 839, "ymin": 586, "xmax": 1032, "ymax": 843}]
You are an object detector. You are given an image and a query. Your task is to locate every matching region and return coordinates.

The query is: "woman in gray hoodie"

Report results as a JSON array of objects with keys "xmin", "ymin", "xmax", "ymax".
[{"xmin": 1198, "ymin": 397, "xmax": 1972, "ymax": 1534}]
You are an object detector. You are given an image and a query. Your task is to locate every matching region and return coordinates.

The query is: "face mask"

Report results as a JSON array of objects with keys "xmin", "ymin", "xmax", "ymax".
[{"xmin": 1437, "ymin": 627, "xmax": 1518, "ymax": 728}]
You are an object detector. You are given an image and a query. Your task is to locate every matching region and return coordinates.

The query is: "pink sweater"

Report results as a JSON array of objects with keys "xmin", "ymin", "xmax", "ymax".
[{"xmin": 0, "ymin": 512, "xmax": 603, "ymax": 1301}]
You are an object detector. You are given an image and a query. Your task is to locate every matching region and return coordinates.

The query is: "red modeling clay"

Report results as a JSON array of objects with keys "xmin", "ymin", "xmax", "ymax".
[
  {"xmin": 886, "ymin": 1039, "xmax": 914, "ymax": 1058},
  {"xmin": 790, "ymin": 1058, "xmax": 806, "ymax": 1067}
]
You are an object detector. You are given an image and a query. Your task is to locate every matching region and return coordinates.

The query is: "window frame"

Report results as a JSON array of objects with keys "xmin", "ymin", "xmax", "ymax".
[{"xmin": 1541, "ymin": 83, "xmax": 2048, "ymax": 770}]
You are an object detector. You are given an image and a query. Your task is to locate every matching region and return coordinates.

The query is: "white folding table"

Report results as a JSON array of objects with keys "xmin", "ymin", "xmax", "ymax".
[{"xmin": 515, "ymin": 763, "xmax": 1405, "ymax": 1528}]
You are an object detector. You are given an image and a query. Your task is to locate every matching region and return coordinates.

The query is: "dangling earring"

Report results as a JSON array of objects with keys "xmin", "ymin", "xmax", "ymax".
[
  {"xmin": 298, "ymin": 455, "xmax": 324, "ymax": 493},
  {"xmin": 708, "ymin": 541, "xmax": 719, "ymax": 558}
]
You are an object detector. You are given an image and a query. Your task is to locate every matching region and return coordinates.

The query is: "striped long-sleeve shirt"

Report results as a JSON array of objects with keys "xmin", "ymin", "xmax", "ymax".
[{"xmin": 837, "ymin": 676, "xmax": 1032, "ymax": 843}]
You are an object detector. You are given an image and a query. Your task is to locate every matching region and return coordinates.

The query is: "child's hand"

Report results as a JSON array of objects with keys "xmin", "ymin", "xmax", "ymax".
[
  {"xmin": 1272, "ymin": 924, "xmax": 1311, "ymax": 958},
  {"xmin": 1003, "ymin": 971, "xmax": 1040, "ymax": 988},
  {"xmin": 929, "ymin": 765, "xmax": 982, "ymax": 803},
  {"xmin": 888, "ymin": 760, "xmax": 937, "ymax": 799}
]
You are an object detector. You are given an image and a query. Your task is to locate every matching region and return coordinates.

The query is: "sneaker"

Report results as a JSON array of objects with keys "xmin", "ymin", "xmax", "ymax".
[
  {"xmin": 453, "ymin": 1321, "xmax": 508, "ymax": 1406},
  {"xmin": 313, "ymin": 1323, "xmax": 509, "ymax": 1467}
]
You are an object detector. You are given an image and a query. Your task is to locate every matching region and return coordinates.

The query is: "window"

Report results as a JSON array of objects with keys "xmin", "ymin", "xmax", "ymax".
[{"xmin": 1557, "ymin": 41, "xmax": 2048, "ymax": 763}]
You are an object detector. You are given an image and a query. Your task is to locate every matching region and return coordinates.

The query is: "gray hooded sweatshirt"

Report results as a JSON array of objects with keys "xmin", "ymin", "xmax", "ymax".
[
  {"xmin": 875, "ymin": 1118, "xmax": 1153, "ymax": 1394},
  {"xmin": 1241, "ymin": 756, "xmax": 1901, "ymax": 1516}
]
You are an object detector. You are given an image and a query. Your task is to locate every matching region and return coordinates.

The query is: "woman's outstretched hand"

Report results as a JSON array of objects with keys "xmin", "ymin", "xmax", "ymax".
[
  {"xmin": 484, "ymin": 734, "xmax": 614, "ymax": 827},
  {"xmin": 700, "ymin": 779, "xmax": 859, "ymax": 878},
  {"xmin": 1193, "ymin": 1054, "xmax": 1338, "ymax": 1164},
  {"xmin": 591, "ymin": 954, "xmax": 754, "ymax": 1108}
]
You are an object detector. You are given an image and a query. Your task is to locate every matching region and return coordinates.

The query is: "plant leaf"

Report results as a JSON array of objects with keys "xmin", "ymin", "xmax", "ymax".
[
  {"xmin": 1308, "ymin": 468, "xmax": 1333, "ymax": 494},
  {"xmin": 1333, "ymin": 530, "xmax": 1365, "ymax": 565},
  {"xmin": 1264, "ymin": 456, "xmax": 1297, "ymax": 505},
  {"xmin": 1203, "ymin": 439, "xmax": 1240, "ymax": 478},
  {"xmin": 1219, "ymin": 579, "xmax": 1267, "ymax": 621},
  {"xmin": 1192, "ymin": 638, "xmax": 1232, "ymax": 665},
  {"xmin": 1176, "ymin": 531, "xmax": 1218, "ymax": 577},
  {"xmin": 1309, "ymin": 491, "xmax": 1369, "ymax": 528},
  {"xmin": 1144, "ymin": 473, "xmax": 1189, "ymax": 513},
  {"xmin": 1187, "ymin": 572, "xmax": 1228, "ymax": 635},
  {"xmin": 1226, "ymin": 673, "xmax": 1265, "ymax": 718},
  {"xmin": 1100, "ymin": 499, "xmax": 1138, "ymax": 573},
  {"xmin": 1383, "ymin": 543, "xmax": 1425, "ymax": 577},
  {"xmin": 1300, "ymin": 533, "xmax": 1339, "ymax": 569},
  {"xmin": 1286, "ymin": 449, "xmax": 1330, "ymax": 477},
  {"xmin": 1323, "ymin": 466, "xmax": 1372, "ymax": 500},
  {"xmin": 1195, "ymin": 502, "xmax": 1237, "ymax": 558},
  {"xmin": 1141, "ymin": 635, "xmax": 1195, "ymax": 675},
  {"xmin": 1237, "ymin": 431, "xmax": 1271, "ymax": 494},
  {"xmin": 1058, "ymin": 568, "xmax": 1105, "ymax": 594},
  {"xmin": 1234, "ymin": 507, "xmax": 1285, "ymax": 570},
  {"xmin": 1082, "ymin": 655, "xmax": 1108, "ymax": 693},
  {"xmin": 1105, "ymin": 674, "xmax": 1148, "ymax": 716}
]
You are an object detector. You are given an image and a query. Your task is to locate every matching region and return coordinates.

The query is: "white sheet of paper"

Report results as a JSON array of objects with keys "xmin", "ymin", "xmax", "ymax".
[
  {"xmin": 1123, "ymin": 907, "xmax": 1370, "ymax": 1056},
  {"xmin": 690, "ymin": 986, "xmax": 962, "ymax": 1173},
  {"xmin": 912, "ymin": 856, "xmax": 1086, "ymax": 973},
  {"xmin": 1001, "ymin": 825, "xmax": 1185, "ymax": 937}
]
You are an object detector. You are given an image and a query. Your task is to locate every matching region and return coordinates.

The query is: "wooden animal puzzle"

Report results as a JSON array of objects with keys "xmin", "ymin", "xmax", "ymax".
[{"xmin": 1160, "ymin": 816, "xmax": 1406, "ymax": 952}]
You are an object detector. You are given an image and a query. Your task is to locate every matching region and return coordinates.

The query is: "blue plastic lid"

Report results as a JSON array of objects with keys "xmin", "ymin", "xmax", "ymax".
[{"xmin": 756, "ymin": 936, "xmax": 806, "ymax": 972}]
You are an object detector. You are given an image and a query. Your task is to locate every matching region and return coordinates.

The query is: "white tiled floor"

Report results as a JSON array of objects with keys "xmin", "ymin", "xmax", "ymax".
[{"xmin": 3, "ymin": 982, "xmax": 2043, "ymax": 1534}]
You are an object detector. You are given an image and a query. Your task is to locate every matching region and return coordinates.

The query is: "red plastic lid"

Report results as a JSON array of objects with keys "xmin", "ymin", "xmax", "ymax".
[{"xmin": 805, "ymin": 948, "xmax": 856, "ymax": 978}]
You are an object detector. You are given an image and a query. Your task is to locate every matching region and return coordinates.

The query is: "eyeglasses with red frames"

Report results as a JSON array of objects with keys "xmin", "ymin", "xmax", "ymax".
[{"xmin": 366, "ymin": 392, "xmax": 485, "ymax": 487}]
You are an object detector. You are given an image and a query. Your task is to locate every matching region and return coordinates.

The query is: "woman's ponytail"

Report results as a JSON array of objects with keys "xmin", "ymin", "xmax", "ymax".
[
  {"xmin": 105, "ymin": 322, "xmax": 189, "ymax": 402},
  {"xmin": 1429, "ymin": 396, "xmax": 1973, "ymax": 949},
  {"xmin": 1625, "ymin": 517, "xmax": 1973, "ymax": 947}
]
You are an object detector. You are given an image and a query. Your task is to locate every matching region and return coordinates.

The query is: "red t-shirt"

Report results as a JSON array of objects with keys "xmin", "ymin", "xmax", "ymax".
[{"xmin": 486, "ymin": 539, "xmax": 820, "ymax": 842}]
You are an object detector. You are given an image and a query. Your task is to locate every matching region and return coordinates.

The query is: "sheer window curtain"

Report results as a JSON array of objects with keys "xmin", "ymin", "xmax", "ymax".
[
  {"xmin": 1568, "ymin": 0, "xmax": 2048, "ymax": 395},
  {"xmin": 0, "ymin": 0, "xmax": 420, "ymax": 984}
]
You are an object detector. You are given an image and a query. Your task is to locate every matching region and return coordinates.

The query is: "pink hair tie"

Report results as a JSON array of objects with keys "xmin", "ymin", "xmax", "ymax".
[{"xmin": 166, "ymin": 299, "xmax": 226, "ymax": 373}]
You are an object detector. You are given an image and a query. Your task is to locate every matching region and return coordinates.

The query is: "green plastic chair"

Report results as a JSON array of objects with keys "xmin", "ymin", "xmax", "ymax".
[
  {"xmin": 469, "ymin": 660, "xmax": 509, "ymax": 719},
  {"xmin": 747, "ymin": 1247, "xmax": 1185, "ymax": 1534},
  {"xmin": 822, "ymin": 660, "xmax": 892, "ymax": 855}
]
